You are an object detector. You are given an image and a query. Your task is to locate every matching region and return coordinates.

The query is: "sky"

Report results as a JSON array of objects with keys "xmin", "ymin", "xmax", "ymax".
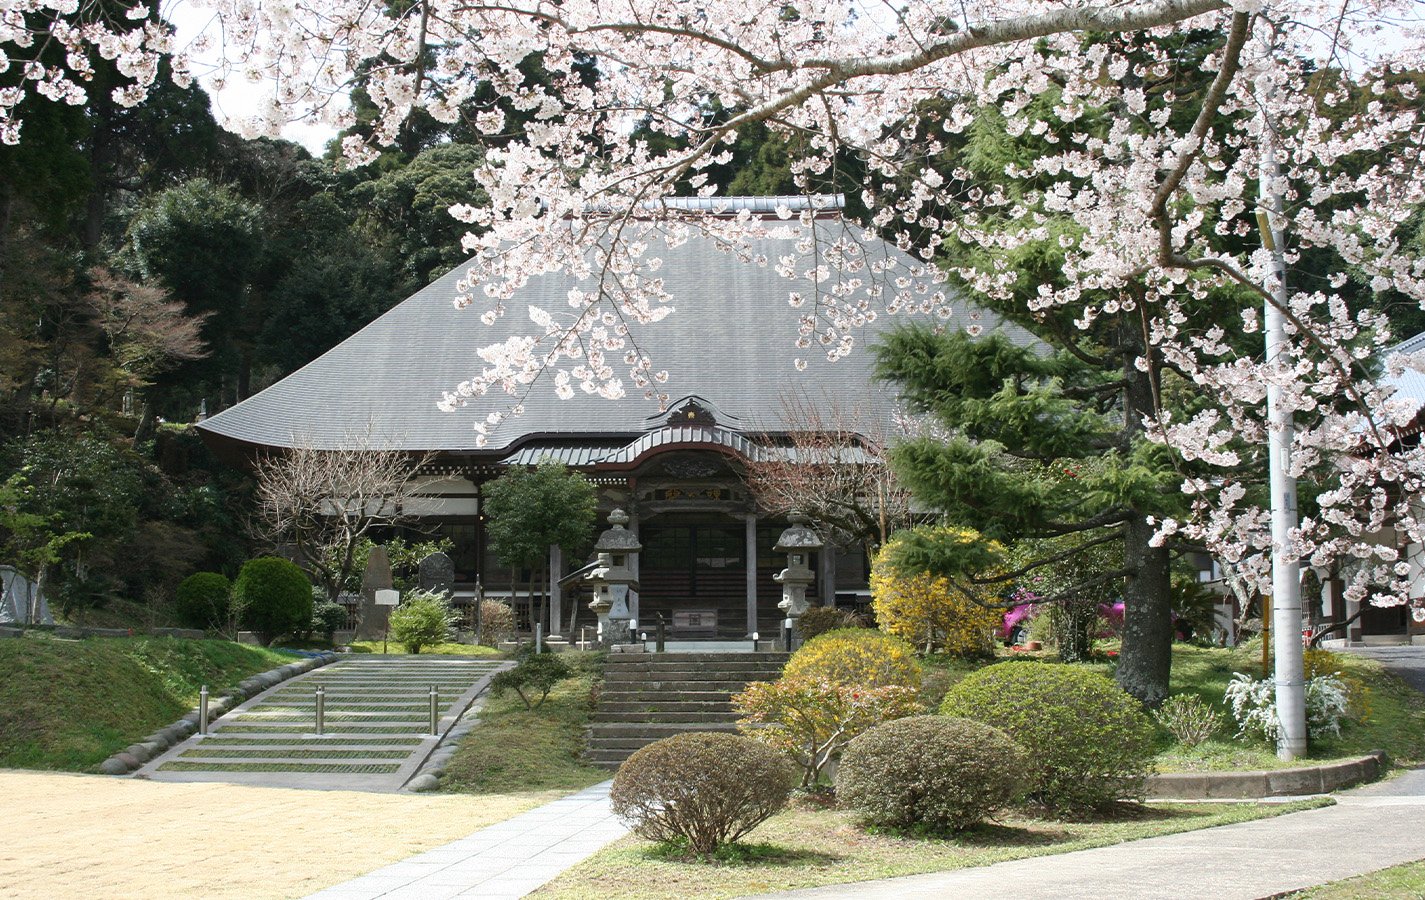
[{"xmin": 161, "ymin": 0, "xmax": 341, "ymax": 155}]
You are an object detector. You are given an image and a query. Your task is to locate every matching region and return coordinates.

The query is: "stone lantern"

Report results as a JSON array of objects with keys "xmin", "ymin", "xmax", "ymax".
[
  {"xmin": 774, "ymin": 513, "xmax": 823, "ymax": 641},
  {"xmin": 585, "ymin": 508, "xmax": 641, "ymax": 645}
]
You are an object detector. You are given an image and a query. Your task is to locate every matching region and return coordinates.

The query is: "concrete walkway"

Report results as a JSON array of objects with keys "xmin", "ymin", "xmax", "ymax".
[
  {"xmin": 137, "ymin": 656, "xmax": 505, "ymax": 791},
  {"xmin": 298, "ymin": 780, "xmax": 627, "ymax": 900}
]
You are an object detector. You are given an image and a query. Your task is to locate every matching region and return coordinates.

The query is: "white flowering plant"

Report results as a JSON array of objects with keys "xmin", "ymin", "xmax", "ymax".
[{"xmin": 1223, "ymin": 672, "xmax": 1354, "ymax": 743}]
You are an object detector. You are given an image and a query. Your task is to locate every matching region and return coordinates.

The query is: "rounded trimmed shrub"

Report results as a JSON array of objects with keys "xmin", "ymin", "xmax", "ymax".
[
  {"xmin": 610, "ymin": 732, "xmax": 797, "ymax": 855},
  {"xmin": 838, "ymin": 715, "xmax": 1027, "ymax": 831},
  {"xmin": 389, "ymin": 590, "xmax": 454, "ymax": 654},
  {"xmin": 797, "ymin": 605, "xmax": 862, "ymax": 641},
  {"xmin": 174, "ymin": 572, "xmax": 230, "ymax": 630},
  {"xmin": 784, "ymin": 628, "xmax": 921, "ymax": 689},
  {"xmin": 234, "ymin": 557, "xmax": 313, "ymax": 646},
  {"xmin": 940, "ymin": 661, "xmax": 1155, "ymax": 812},
  {"xmin": 311, "ymin": 600, "xmax": 349, "ymax": 638}
]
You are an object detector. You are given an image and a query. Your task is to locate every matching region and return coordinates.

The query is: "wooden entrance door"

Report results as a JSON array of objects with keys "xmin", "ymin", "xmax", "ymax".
[{"xmin": 640, "ymin": 524, "xmax": 745, "ymax": 636}]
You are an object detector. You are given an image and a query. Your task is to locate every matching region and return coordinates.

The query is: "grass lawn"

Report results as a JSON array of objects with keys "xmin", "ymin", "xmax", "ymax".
[
  {"xmin": 1279, "ymin": 859, "xmax": 1425, "ymax": 899},
  {"xmin": 0, "ymin": 634, "xmax": 292, "ymax": 771},
  {"xmin": 532, "ymin": 797, "xmax": 1331, "ymax": 900},
  {"xmin": 441, "ymin": 651, "xmax": 610, "ymax": 795},
  {"xmin": 1153, "ymin": 643, "xmax": 1425, "ymax": 772},
  {"xmin": 344, "ymin": 640, "xmax": 504, "ymax": 656}
]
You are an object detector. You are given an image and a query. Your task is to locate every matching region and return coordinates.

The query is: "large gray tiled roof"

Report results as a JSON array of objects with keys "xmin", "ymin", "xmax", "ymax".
[{"xmin": 199, "ymin": 197, "xmax": 1031, "ymax": 459}]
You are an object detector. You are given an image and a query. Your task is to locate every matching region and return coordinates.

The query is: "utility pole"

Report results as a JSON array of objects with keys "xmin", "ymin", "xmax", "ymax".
[{"xmin": 1257, "ymin": 64, "xmax": 1307, "ymax": 760}]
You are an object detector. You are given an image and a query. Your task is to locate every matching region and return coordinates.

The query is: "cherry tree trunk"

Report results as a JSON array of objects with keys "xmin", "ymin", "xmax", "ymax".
[{"xmin": 1117, "ymin": 515, "xmax": 1174, "ymax": 708}]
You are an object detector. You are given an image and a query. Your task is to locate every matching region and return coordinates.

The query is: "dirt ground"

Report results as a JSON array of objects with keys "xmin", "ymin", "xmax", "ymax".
[{"xmin": 0, "ymin": 769, "xmax": 556, "ymax": 900}]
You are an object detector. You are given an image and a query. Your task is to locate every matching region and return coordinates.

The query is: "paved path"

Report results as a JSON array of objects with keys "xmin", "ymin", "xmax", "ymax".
[
  {"xmin": 138, "ymin": 656, "xmax": 505, "ymax": 791},
  {"xmin": 1346, "ymin": 644, "xmax": 1425, "ymax": 693},
  {"xmin": 299, "ymin": 780, "xmax": 627, "ymax": 900}
]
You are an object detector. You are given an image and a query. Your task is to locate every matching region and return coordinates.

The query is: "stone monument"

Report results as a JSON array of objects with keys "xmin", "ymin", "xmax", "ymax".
[
  {"xmin": 355, "ymin": 545, "xmax": 396, "ymax": 641},
  {"xmin": 418, "ymin": 551, "xmax": 455, "ymax": 598}
]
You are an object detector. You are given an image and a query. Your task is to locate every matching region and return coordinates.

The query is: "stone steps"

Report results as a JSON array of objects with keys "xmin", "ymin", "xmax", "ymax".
[
  {"xmin": 595, "ymin": 699, "xmax": 736, "ymax": 711},
  {"xmin": 585, "ymin": 652, "xmax": 786, "ymax": 768},
  {"xmin": 139, "ymin": 657, "xmax": 505, "ymax": 790},
  {"xmin": 596, "ymin": 690, "xmax": 739, "ymax": 703}
]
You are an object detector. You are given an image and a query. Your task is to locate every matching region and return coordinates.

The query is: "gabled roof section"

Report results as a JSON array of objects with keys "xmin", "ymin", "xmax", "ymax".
[{"xmin": 198, "ymin": 197, "xmax": 1034, "ymax": 456}]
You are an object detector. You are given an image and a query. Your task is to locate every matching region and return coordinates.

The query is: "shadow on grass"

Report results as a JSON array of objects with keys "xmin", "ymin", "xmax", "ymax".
[
  {"xmin": 646, "ymin": 840, "xmax": 844, "ymax": 867},
  {"xmin": 867, "ymin": 801, "xmax": 1214, "ymax": 847},
  {"xmin": 877, "ymin": 822, "xmax": 1073, "ymax": 847}
]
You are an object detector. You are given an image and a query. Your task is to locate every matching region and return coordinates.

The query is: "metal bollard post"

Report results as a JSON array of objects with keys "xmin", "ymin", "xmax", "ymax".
[
  {"xmin": 199, "ymin": 685, "xmax": 209, "ymax": 735},
  {"xmin": 751, "ymin": 631, "xmax": 760, "ymax": 652},
  {"xmin": 315, "ymin": 686, "xmax": 326, "ymax": 736},
  {"xmin": 428, "ymin": 686, "xmax": 439, "ymax": 735}
]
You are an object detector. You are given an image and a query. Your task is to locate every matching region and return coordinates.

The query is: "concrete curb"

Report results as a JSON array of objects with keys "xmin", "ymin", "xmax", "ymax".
[
  {"xmin": 1146, "ymin": 750, "xmax": 1387, "ymax": 799},
  {"xmin": 98, "ymin": 651, "xmax": 341, "ymax": 776}
]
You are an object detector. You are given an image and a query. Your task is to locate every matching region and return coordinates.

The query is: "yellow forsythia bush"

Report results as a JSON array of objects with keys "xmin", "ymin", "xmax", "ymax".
[
  {"xmin": 783, "ymin": 628, "xmax": 922, "ymax": 688},
  {"xmin": 871, "ymin": 529, "xmax": 1003, "ymax": 656}
]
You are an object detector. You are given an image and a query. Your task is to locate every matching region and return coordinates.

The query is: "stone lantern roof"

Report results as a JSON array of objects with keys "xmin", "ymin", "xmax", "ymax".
[
  {"xmin": 594, "ymin": 509, "xmax": 642, "ymax": 552},
  {"xmin": 774, "ymin": 513, "xmax": 824, "ymax": 552}
]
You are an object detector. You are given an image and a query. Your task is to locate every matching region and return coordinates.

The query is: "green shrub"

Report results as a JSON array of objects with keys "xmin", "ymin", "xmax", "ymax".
[
  {"xmin": 940, "ymin": 661, "xmax": 1155, "ymax": 812},
  {"xmin": 310, "ymin": 601, "xmax": 349, "ymax": 639},
  {"xmin": 1156, "ymin": 693, "xmax": 1220, "ymax": 748},
  {"xmin": 234, "ymin": 558, "xmax": 313, "ymax": 647},
  {"xmin": 838, "ymin": 715, "xmax": 1027, "ymax": 831},
  {"xmin": 389, "ymin": 590, "xmax": 455, "ymax": 654},
  {"xmin": 610, "ymin": 732, "xmax": 797, "ymax": 855},
  {"xmin": 797, "ymin": 605, "xmax": 862, "ymax": 641},
  {"xmin": 174, "ymin": 572, "xmax": 230, "ymax": 631},
  {"xmin": 734, "ymin": 677, "xmax": 924, "ymax": 786},
  {"xmin": 783, "ymin": 628, "xmax": 921, "ymax": 689},
  {"xmin": 489, "ymin": 652, "xmax": 573, "ymax": 708}
]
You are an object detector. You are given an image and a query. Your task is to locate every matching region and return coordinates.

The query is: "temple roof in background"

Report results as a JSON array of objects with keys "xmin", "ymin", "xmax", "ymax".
[{"xmin": 198, "ymin": 196, "xmax": 1033, "ymax": 465}]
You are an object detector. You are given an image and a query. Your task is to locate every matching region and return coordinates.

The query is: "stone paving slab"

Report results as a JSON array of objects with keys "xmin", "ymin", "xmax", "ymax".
[
  {"xmin": 298, "ymin": 781, "xmax": 628, "ymax": 900},
  {"xmin": 136, "ymin": 656, "xmax": 507, "ymax": 792}
]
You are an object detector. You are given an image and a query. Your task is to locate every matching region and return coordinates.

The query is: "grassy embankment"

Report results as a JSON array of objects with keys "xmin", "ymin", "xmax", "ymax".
[
  {"xmin": 0, "ymin": 634, "xmax": 292, "ymax": 771},
  {"xmin": 441, "ymin": 650, "xmax": 609, "ymax": 795},
  {"xmin": 1154, "ymin": 643, "xmax": 1425, "ymax": 771}
]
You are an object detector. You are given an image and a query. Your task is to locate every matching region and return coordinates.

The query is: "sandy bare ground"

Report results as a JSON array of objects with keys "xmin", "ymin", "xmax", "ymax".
[{"xmin": 0, "ymin": 769, "xmax": 556, "ymax": 900}]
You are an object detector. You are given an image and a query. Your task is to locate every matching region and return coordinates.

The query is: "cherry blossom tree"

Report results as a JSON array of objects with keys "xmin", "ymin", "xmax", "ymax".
[{"xmin": 11, "ymin": 0, "xmax": 1425, "ymax": 705}]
